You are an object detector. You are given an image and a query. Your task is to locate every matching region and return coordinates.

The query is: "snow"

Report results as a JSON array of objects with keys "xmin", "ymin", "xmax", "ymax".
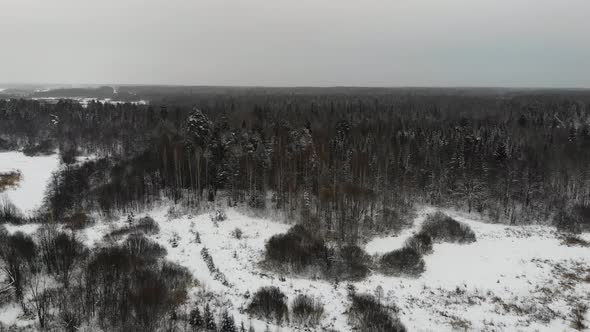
[
  {"xmin": 0, "ymin": 151, "xmax": 60, "ymax": 216},
  {"xmin": 2, "ymin": 222, "xmax": 40, "ymax": 235},
  {"xmin": 76, "ymin": 205, "xmax": 590, "ymax": 331},
  {"xmin": 31, "ymin": 97, "xmax": 148, "ymax": 108}
]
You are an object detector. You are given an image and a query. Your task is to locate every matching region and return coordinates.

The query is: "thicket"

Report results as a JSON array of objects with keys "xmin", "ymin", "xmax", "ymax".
[
  {"xmin": 264, "ymin": 225, "xmax": 371, "ymax": 280},
  {"xmin": 247, "ymin": 286, "xmax": 289, "ymax": 324},
  {"xmin": 348, "ymin": 293, "xmax": 406, "ymax": 332},
  {"xmin": 419, "ymin": 212, "xmax": 476, "ymax": 243}
]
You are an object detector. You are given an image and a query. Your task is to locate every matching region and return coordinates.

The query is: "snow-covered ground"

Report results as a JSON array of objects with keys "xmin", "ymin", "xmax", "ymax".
[
  {"xmin": 59, "ymin": 206, "xmax": 590, "ymax": 331},
  {"xmin": 0, "ymin": 151, "xmax": 60, "ymax": 215},
  {"xmin": 2, "ymin": 197, "xmax": 588, "ymax": 330},
  {"xmin": 31, "ymin": 97, "xmax": 148, "ymax": 108}
]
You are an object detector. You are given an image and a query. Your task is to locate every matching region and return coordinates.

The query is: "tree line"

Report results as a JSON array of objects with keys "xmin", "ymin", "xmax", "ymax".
[{"xmin": 1, "ymin": 90, "xmax": 590, "ymax": 243}]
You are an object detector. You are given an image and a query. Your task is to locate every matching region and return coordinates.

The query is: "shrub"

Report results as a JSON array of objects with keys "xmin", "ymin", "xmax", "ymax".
[
  {"xmin": 106, "ymin": 215, "xmax": 159, "ymax": 239},
  {"xmin": 331, "ymin": 245, "xmax": 371, "ymax": 280},
  {"xmin": 0, "ymin": 170, "xmax": 21, "ymax": 192},
  {"xmin": 211, "ymin": 209, "xmax": 227, "ymax": 222},
  {"xmin": 348, "ymin": 293, "xmax": 406, "ymax": 332},
  {"xmin": 247, "ymin": 286, "xmax": 289, "ymax": 323},
  {"xmin": 420, "ymin": 212, "xmax": 476, "ymax": 243},
  {"xmin": 379, "ymin": 247, "xmax": 425, "ymax": 277},
  {"xmin": 62, "ymin": 212, "xmax": 95, "ymax": 230},
  {"xmin": 248, "ymin": 192, "xmax": 266, "ymax": 209},
  {"xmin": 555, "ymin": 205, "xmax": 590, "ymax": 233},
  {"xmin": 265, "ymin": 225, "xmax": 328, "ymax": 272},
  {"xmin": 0, "ymin": 197, "xmax": 24, "ymax": 224},
  {"xmin": 232, "ymin": 227, "xmax": 243, "ymax": 239},
  {"xmin": 22, "ymin": 140, "xmax": 55, "ymax": 156},
  {"xmin": 405, "ymin": 232, "xmax": 433, "ymax": 255},
  {"xmin": 292, "ymin": 294, "xmax": 324, "ymax": 327},
  {"xmin": 201, "ymin": 247, "xmax": 230, "ymax": 286},
  {"xmin": 122, "ymin": 233, "xmax": 167, "ymax": 266}
]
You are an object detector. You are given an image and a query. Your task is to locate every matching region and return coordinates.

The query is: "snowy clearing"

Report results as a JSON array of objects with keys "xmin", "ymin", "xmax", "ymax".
[
  {"xmin": 71, "ymin": 206, "xmax": 590, "ymax": 331},
  {"xmin": 0, "ymin": 151, "xmax": 60, "ymax": 215}
]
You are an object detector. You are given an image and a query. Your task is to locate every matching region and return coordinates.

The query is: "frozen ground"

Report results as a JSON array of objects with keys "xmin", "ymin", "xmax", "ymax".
[
  {"xmin": 0, "ymin": 151, "xmax": 60, "ymax": 215},
  {"xmin": 2, "ymin": 203, "xmax": 589, "ymax": 331},
  {"xmin": 71, "ymin": 206, "xmax": 590, "ymax": 331}
]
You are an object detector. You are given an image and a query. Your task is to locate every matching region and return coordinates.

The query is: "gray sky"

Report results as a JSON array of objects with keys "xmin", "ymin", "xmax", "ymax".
[{"xmin": 1, "ymin": 0, "xmax": 589, "ymax": 87}]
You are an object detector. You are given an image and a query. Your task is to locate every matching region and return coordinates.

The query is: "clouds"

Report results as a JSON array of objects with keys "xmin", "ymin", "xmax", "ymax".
[{"xmin": 0, "ymin": 0, "xmax": 589, "ymax": 87}]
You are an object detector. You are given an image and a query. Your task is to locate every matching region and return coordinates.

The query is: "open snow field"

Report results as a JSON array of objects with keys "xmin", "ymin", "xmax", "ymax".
[
  {"xmin": 1, "ymin": 198, "xmax": 589, "ymax": 330},
  {"xmin": 69, "ymin": 206, "xmax": 589, "ymax": 331},
  {"xmin": 0, "ymin": 151, "xmax": 60, "ymax": 215}
]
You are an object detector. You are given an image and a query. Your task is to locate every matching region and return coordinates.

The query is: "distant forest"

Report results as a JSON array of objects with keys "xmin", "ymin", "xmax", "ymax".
[{"xmin": 2, "ymin": 88, "xmax": 590, "ymax": 242}]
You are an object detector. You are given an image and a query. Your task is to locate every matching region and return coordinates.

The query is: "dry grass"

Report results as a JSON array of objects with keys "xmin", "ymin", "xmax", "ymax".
[{"xmin": 0, "ymin": 171, "xmax": 22, "ymax": 192}]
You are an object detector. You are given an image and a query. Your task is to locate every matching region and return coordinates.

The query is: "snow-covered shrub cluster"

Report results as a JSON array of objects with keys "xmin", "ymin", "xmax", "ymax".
[
  {"xmin": 420, "ymin": 212, "xmax": 476, "ymax": 243},
  {"xmin": 231, "ymin": 227, "xmax": 243, "ymax": 239},
  {"xmin": 404, "ymin": 232, "xmax": 433, "ymax": 255},
  {"xmin": 379, "ymin": 246, "xmax": 425, "ymax": 277},
  {"xmin": 348, "ymin": 292, "xmax": 406, "ymax": 332},
  {"xmin": 378, "ymin": 212, "xmax": 476, "ymax": 277},
  {"xmin": 554, "ymin": 205, "xmax": 590, "ymax": 234},
  {"xmin": 246, "ymin": 286, "xmax": 289, "ymax": 324},
  {"xmin": 210, "ymin": 209, "xmax": 227, "ymax": 222},
  {"xmin": 200, "ymin": 247, "xmax": 230, "ymax": 287},
  {"xmin": 0, "ymin": 197, "xmax": 23, "ymax": 224},
  {"xmin": 264, "ymin": 225, "xmax": 371, "ymax": 280},
  {"xmin": 62, "ymin": 212, "xmax": 95, "ymax": 230},
  {"xmin": 291, "ymin": 294, "xmax": 324, "ymax": 327},
  {"xmin": 105, "ymin": 215, "xmax": 160, "ymax": 239}
]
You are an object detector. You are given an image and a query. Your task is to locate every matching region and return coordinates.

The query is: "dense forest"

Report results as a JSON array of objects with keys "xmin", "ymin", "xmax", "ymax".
[
  {"xmin": 1, "ymin": 88, "xmax": 590, "ymax": 331},
  {"xmin": 2, "ymin": 89, "xmax": 590, "ymax": 239}
]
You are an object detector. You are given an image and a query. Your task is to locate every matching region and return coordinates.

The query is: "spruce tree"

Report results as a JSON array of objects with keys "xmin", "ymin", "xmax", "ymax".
[
  {"xmin": 189, "ymin": 306, "xmax": 203, "ymax": 329},
  {"xmin": 220, "ymin": 310, "xmax": 236, "ymax": 332},
  {"xmin": 204, "ymin": 303, "xmax": 216, "ymax": 331}
]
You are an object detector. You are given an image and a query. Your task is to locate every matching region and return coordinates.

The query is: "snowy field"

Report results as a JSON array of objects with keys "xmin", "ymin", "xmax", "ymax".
[
  {"xmin": 1, "ymin": 187, "xmax": 589, "ymax": 330},
  {"xmin": 76, "ymin": 207, "xmax": 590, "ymax": 330},
  {"xmin": 0, "ymin": 151, "xmax": 60, "ymax": 215}
]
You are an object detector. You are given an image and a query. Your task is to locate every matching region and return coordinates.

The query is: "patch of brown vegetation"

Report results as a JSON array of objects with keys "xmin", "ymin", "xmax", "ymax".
[{"xmin": 0, "ymin": 170, "xmax": 22, "ymax": 192}]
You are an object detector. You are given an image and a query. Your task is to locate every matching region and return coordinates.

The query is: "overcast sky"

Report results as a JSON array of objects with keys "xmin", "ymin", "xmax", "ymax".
[{"xmin": 1, "ymin": 0, "xmax": 589, "ymax": 87}]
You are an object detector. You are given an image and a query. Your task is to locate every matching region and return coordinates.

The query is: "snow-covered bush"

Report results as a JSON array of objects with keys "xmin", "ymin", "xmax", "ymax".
[
  {"xmin": 105, "ymin": 215, "xmax": 159, "ymax": 239},
  {"xmin": 248, "ymin": 192, "xmax": 266, "ymax": 209},
  {"xmin": 200, "ymin": 247, "xmax": 230, "ymax": 286},
  {"xmin": 264, "ymin": 225, "xmax": 328, "ymax": 271},
  {"xmin": 330, "ymin": 245, "xmax": 371, "ymax": 281},
  {"xmin": 404, "ymin": 232, "xmax": 433, "ymax": 255},
  {"xmin": 122, "ymin": 233, "xmax": 167, "ymax": 264},
  {"xmin": 348, "ymin": 293, "xmax": 406, "ymax": 332},
  {"xmin": 420, "ymin": 212, "xmax": 476, "ymax": 244},
  {"xmin": 0, "ymin": 197, "xmax": 23, "ymax": 224},
  {"xmin": 62, "ymin": 212, "xmax": 95, "ymax": 230},
  {"xmin": 166, "ymin": 205, "xmax": 184, "ymax": 220},
  {"xmin": 247, "ymin": 286, "xmax": 289, "ymax": 324},
  {"xmin": 554, "ymin": 205, "xmax": 590, "ymax": 233},
  {"xmin": 265, "ymin": 225, "xmax": 371, "ymax": 280},
  {"xmin": 379, "ymin": 247, "xmax": 425, "ymax": 277},
  {"xmin": 231, "ymin": 227, "xmax": 243, "ymax": 239},
  {"xmin": 210, "ymin": 209, "xmax": 227, "ymax": 222},
  {"xmin": 170, "ymin": 232, "xmax": 180, "ymax": 248},
  {"xmin": 292, "ymin": 294, "xmax": 324, "ymax": 327}
]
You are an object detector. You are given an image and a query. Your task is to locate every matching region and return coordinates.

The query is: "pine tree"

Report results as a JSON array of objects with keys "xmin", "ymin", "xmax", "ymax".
[
  {"xmin": 204, "ymin": 303, "xmax": 216, "ymax": 331},
  {"xmin": 240, "ymin": 322, "xmax": 246, "ymax": 332},
  {"xmin": 189, "ymin": 306, "xmax": 203, "ymax": 329},
  {"xmin": 184, "ymin": 108, "xmax": 212, "ymax": 148},
  {"xmin": 220, "ymin": 310, "xmax": 236, "ymax": 332}
]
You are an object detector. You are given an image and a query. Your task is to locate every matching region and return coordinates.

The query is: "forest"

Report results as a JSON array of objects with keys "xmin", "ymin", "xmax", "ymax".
[{"xmin": 1, "ymin": 88, "xmax": 590, "ymax": 331}]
